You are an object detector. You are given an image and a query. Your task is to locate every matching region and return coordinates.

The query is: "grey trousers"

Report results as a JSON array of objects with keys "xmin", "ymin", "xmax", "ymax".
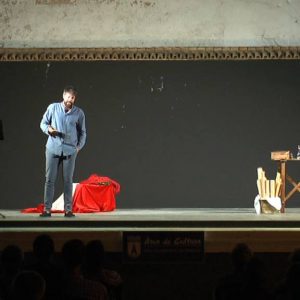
[{"xmin": 44, "ymin": 149, "xmax": 77, "ymax": 212}]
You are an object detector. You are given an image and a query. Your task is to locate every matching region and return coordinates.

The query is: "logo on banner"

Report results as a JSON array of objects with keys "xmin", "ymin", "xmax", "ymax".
[{"xmin": 127, "ymin": 235, "xmax": 141, "ymax": 259}]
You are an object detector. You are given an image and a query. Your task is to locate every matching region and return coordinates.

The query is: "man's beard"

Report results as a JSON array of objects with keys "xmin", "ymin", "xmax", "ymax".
[{"xmin": 64, "ymin": 101, "xmax": 73, "ymax": 109}]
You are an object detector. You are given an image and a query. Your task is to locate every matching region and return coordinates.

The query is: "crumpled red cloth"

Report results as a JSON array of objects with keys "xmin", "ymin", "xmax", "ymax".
[
  {"xmin": 73, "ymin": 174, "xmax": 120, "ymax": 213},
  {"xmin": 21, "ymin": 174, "xmax": 120, "ymax": 213}
]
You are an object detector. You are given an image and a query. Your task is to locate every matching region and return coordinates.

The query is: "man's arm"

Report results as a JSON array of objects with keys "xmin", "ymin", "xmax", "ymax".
[
  {"xmin": 76, "ymin": 110, "xmax": 87, "ymax": 151},
  {"xmin": 40, "ymin": 104, "xmax": 58, "ymax": 137}
]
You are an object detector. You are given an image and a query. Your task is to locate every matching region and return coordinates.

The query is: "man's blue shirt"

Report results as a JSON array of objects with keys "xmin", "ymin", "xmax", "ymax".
[{"xmin": 40, "ymin": 102, "xmax": 87, "ymax": 155}]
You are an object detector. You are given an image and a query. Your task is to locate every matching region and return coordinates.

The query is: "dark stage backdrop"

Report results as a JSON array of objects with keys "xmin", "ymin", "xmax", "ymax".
[{"xmin": 1, "ymin": 60, "xmax": 300, "ymax": 210}]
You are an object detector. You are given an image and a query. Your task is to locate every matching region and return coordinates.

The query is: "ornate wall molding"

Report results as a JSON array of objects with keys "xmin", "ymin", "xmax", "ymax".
[{"xmin": 0, "ymin": 47, "xmax": 300, "ymax": 61}]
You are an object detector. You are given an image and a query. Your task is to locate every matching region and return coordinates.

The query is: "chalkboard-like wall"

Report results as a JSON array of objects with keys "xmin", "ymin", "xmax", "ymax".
[{"xmin": 1, "ymin": 61, "xmax": 300, "ymax": 209}]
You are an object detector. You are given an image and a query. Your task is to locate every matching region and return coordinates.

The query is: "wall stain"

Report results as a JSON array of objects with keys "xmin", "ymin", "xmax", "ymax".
[
  {"xmin": 130, "ymin": 0, "xmax": 155, "ymax": 7},
  {"xmin": 24, "ymin": 24, "xmax": 31, "ymax": 32},
  {"xmin": 35, "ymin": 0, "xmax": 77, "ymax": 5},
  {"xmin": 45, "ymin": 62, "xmax": 51, "ymax": 82}
]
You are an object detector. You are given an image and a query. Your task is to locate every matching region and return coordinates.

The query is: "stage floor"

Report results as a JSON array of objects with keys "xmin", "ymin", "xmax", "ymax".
[
  {"xmin": 2, "ymin": 208, "xmax": 300, "ymax": 252},
  {"xmin": 1, "ymin": 208, "xmax": 300, "ymax": 232}
]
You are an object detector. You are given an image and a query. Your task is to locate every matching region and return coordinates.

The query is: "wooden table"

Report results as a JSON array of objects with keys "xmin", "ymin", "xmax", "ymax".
[{"xmin": 275, "ymin": 159, "xmax": 300, "ymax": 212}]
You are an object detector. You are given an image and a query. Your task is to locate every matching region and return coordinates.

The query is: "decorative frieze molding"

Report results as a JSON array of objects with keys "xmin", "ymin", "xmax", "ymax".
[{"xmin": 0, "ymin": 47, "xmax": 300, "ymax": 61}]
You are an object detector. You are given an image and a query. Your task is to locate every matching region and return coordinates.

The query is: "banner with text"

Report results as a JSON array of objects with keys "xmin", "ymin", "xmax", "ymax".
[{"xmin": 123, "ymin": 231, "xmax": 204, "ymax": 263}]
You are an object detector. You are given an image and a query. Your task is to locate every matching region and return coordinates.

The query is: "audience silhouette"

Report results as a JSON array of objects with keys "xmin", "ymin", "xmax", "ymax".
[
  {"xmin": 273, "ymin": 248, "xmax": 300, "ymax": 300},
  {"xmin": 61, "ymin": 238, "xmax": 108, "ymax": 300},
  {"xmin": 239, "ymin": 256, "xmax": 271, "ymax": 300},
  {"xmin": 4, "ymin": 237, "xmax": 300, "ymax": 300},
  {"xmin": 214, "ymin": 243, "xmax": 253, "ymax": 300},
  {"xmin": 83, "ymin": 240, "xmax": 123, "ymax": 300},
  {"xmin": 11, "ymin": 270, "xmax": 45, "ymax": 300},
  {"xmin": 0, "ymin": 245, "xmax": 23, "ymax": 300},
  {"xmin": 26, "ymin": 234, "xmax": 63, "ymax": 299}
]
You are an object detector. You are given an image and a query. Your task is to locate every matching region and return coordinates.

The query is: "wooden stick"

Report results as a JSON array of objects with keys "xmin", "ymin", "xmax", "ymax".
[
  {"xmin": 270, "ymin": 180, "xmax": 275, "ymax": 197},
  {"xmin": 275, "ymin": 179, "xmax": 282, "ymax": 197},
  {"xmin": 257, "ymin": 180, "xmax": 262, "ymax": 197},
  {"xmin": 261, "ymin": 179, "xmax": 266, "ymax": 199},
  {"xmin": 266, "ymin": 180, "xmax": 270, "ymax": 198},
  {"xmin": 257, "ymin": 167, "xmax": 264, "ymax": 180}
]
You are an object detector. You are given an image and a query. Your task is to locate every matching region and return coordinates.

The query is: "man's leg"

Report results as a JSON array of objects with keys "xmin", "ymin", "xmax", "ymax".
[
  {"xmin": 63, "ymin": 152, "xmax": 77, "ymax": 213},
  {"xmin": 43, "ymin": 150, "xmax": 60, "ymax": 212}
]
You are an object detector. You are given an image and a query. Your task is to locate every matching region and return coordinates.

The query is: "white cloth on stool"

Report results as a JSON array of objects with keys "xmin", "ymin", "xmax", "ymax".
[
  {"xmin": 51, "ymin": 183, "xmax": 78, "ymax": 210},
  {"xmin": 254, "ymin": 194, "xmax": 282, "ymax": 214}
]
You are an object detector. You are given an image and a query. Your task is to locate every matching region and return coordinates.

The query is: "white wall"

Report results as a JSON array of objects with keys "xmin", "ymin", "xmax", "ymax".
[{"xmin": 1, "ymin": 0, "xmax": 300, "ymax": 48}]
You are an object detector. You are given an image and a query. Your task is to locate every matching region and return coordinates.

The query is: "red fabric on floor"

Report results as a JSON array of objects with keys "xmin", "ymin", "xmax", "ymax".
[
  {"xmin": 21, "ymin": 174, "xmax": 120, "ymax": 213},
  {"xmin": 22, "ymin": 204, "xmax": 46, "ymax": 213}
]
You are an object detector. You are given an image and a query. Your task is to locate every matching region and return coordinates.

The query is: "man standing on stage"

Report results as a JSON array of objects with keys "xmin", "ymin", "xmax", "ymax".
[{"xmin": 40, "ymin": 86, "xmax": 86, "ymax": 217}]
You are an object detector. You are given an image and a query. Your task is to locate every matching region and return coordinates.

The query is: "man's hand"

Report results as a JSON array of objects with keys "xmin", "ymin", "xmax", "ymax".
[{"xmin": 48, "ymin": 126, "xmax": 59, "ymax": 137}]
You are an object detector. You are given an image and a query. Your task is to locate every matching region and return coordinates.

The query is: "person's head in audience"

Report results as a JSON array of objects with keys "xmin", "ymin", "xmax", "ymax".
[
  {"xmin": 33, "ymin": 234, "xmax": 55, "ymax": 261},
  {"xmin": 11, "ymin": 270, "xmax": 45, "ymax": 300},
  {"xmin": 289, "ymin": 248, "xmax": 300, "ymax": 264},
  {"xmin": 244, "ymin": 256, "xmax": 266, "ymax": 284},
  {"xmin": 286, "ymin": 262, "xmax": 300, "ymax": 287},
  {"xmin": 1, "ymin": 245, "xmax": 23, "ymax": 274},
  {"xmin": 61, "ymin": 239, "xmax": 85, "ymax": 271},
  {"xmin": 231, "ymin": 243, "xmax": 252, "ymax": 272},
  {"xmin": 84, "ymin": 240, "xmax": 105, "ymax": 272}
]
